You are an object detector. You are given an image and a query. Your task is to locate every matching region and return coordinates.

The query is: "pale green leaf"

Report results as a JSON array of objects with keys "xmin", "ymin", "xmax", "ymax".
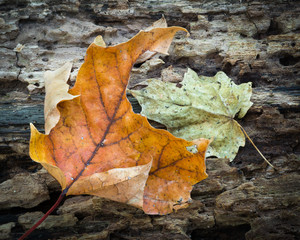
[{"xmin": 130, "ymin": 68, "xmax": 253, "ymax": 161}]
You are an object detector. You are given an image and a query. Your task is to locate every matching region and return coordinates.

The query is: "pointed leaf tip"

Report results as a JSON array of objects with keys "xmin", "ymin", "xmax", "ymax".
[{"xmin": 93, "ymin": 35, "xmax": 106, "ymax": 47}]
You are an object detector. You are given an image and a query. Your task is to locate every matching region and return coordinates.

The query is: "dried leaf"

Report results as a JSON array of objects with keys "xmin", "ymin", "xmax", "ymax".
[
  {"xmin": 13, "ymin": 43, "xmax": 25, "ymax": 52},
  {"xmin": 135, "ymin": 16, "xmax": 168, "ymax": 64},
  {"xmin": 44, "ymin": 62, "xmax": 78, "ymax": 134},
  {"xmin": 131, "ymin": 68, "xmax": 253, "ymax": 161},
  {"xmin": 30, "ymin": 25, "xmax": 210, "ymax": 214}
]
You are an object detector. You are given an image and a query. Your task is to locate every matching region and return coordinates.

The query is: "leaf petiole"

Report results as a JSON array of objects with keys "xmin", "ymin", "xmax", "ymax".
[
  {"xmin": 18, "ymin": 192, "xmax": 66, "ymax": 240},
  {"xmin": 236, "ymin": 121, "xmax": 276, "ymax": 169}
]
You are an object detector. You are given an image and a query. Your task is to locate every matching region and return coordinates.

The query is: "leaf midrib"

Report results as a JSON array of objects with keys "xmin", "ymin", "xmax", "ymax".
[{"xmin": 63, "ymin": 47, "xmax": 129, "ymax": 194}]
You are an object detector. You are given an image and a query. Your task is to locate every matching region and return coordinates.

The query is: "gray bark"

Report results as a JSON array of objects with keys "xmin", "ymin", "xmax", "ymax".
[{"xmin": 0, "ymin": 0, "xmax": 299, "ymax": 239}]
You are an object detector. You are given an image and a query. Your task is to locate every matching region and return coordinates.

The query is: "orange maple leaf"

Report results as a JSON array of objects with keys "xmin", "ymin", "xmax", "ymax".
[{"xmin": 29, "ymin": 25, "xmax": 210, "ymax": 219}]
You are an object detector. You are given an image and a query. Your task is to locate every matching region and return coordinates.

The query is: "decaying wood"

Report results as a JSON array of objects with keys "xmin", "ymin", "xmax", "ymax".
[{"xmin": 0, "ymin": 0, "xmax": 299, "ymax": 239}]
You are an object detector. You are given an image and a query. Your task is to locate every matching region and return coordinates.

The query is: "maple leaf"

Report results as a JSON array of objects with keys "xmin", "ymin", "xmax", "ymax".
[
  {"xmin": 130, "ymin": 68, "xmax": 253, "ymax": 161},
  {"xmin": 28, "ymin": 24, "xmax": 210, "ymax": 229}
]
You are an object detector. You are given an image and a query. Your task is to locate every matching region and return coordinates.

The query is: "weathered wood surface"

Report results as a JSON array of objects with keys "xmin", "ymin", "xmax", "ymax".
[{"xmin": 0, "ymin": 0, "xmax": 299, "ymax": 239}]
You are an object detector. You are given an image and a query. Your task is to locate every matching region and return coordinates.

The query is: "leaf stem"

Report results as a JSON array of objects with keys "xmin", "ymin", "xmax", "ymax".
[
  {"xmin": 236, "ymin": 122, "xmax": 276, "ymax": 169},
  {"xmin": 18, "ymin": 192, "xmax": 66, "ymax": 240}
]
